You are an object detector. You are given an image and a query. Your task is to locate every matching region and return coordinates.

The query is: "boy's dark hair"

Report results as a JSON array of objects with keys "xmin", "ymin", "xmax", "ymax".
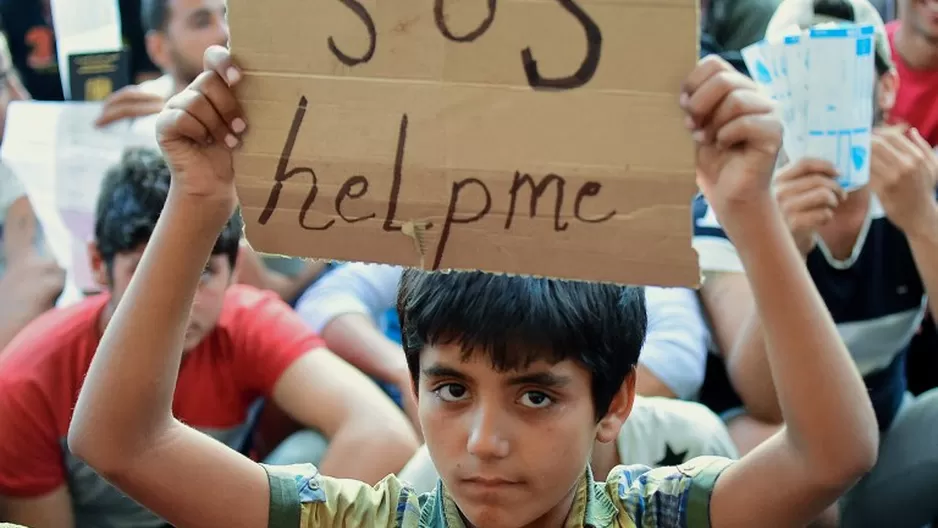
[
  {"xmin": 397, "ymin": 270, "xmax": 647, "ymax": 420},
  {"xmin": 141, "ymin": 0, "xmax": 170, "ymax": 33},
  {"xmin": 94, "ymin": 148, "xmax": 242, "ymax": 273}
]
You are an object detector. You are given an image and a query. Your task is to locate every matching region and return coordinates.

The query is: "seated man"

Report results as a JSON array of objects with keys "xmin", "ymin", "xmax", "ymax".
[
  {"xmin": 695, "ymin": 1, "xmax": 938, "ymax": 526},
  {"xmin": 296, "ymin": 263, "xmax": 737, "ymax": 492},
  {"xmin": 0, "ymin": 148, "xmax": 418, "ymax": 528},
  {"xmin": 65, "ymin": 46, "xmax": 878, "ymax": 527}
]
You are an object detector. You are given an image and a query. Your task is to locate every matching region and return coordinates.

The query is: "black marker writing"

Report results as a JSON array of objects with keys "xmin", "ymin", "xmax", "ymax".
[
  {"xmin": 298, "ymin": 171, "xmax": 335, "ymax": 230},
  {"xmin": 328, "ymin": 0, "xmax": 377, "ymax": 66},
  {"xmin": 521, "ymin": 0, "xmax": 601, "ymax": 90},
  {"xmin": 434, "ymin": 178, "xmax": 492, "ymax": 269},
  {"xmin": 505, "ymin": 172, "xmax": 569, "ymax": 231},
  {"xmin": 384, "ymin": 114, "xmax": 409, "ymax": 232},
  {"xmin": 258, "ymin": 96, "xmax": 310, "ymax": 226},
  {"xmin": 573, "ymin": 181, "xmax": 615, "ymax": 223},
  {"xmin": 336, "ymin": 176, "xmax": 376, "ymax": 223},
  {"xmin": 434, "ymin": 0, "xmax": 497, "ymax": 42}
]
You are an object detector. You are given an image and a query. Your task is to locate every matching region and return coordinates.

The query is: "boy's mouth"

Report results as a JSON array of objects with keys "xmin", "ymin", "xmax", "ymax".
[{"xmin": 460, "ymin": 476, "xmax": 523, "ymax": 489}]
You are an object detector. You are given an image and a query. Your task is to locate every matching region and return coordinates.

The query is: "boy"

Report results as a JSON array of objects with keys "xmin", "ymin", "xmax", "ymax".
[
  {"xmin": 67, "ymin": 46, "xmax": 879, "ymax": 527},
  {"xmin": 297, "ymin": 262, "xmax": 738, "ymax": 493}
]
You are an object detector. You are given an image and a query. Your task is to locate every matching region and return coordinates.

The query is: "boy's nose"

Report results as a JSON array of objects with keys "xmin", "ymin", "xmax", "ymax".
[{"xmin": 465, "ymin": 406, "xmax": 510, "ymax": 460}]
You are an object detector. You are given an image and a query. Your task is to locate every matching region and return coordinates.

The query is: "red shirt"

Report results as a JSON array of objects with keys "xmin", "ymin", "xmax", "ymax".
[
  {"xmin": 887, "ymin": 21, "xmax": 938, "ymax": 146},
  {"xmin": 0, "ymin": 285, "xmax": 324, "ymax": 527}
]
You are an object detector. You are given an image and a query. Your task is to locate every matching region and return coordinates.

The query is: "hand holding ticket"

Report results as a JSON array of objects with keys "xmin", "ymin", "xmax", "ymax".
[{"xmin": 743, "ymin": 23, "xmax": 877, "ymax": 190}]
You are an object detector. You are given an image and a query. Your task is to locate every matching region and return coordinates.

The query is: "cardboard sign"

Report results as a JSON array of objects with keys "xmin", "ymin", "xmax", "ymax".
[{"xmin": 229, "ymin": 0, "xmax": 700, "ymax": 286}]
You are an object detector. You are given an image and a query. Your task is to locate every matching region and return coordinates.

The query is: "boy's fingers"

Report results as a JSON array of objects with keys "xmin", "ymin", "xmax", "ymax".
[
  {"xmin": 712, "ymin": 113, "xmax": 780, "ymax": 150},
  {"xmin": 907, "ymin": 129, "xmax": 938, "ymax": 183},
  {"xmin": 189, "ymin": 70, "xmax": 245, "ymax": 136},
  {"xmin": 776, "ymin": 174, "xmax": 844, "ymax": 201},
  {"xmin": 907, "ymin": 128, "xmax": 934, "ymax": 157},
  {"xmin": 160, "ymin": 104, "xmax": 212, "ymax": 146},
  {"xmin": 870, "ymin": 134, "xmax": 903, "ymax": 172},
  {"xmin": 203, "ymin": 45, "xmax": 241, "ymax": 87},
  {"xmin": 682, "ymin": 54, "xmax": 734, "ymax": 97},
  {"xmin": 783, "ymin": 186, "xmax": 841, "ymax": 213},
  {"xmin": 705, "ymin": 87, "xmax": 774, "ymax": 140},
  {"xmin": 169, "ymin": 86, "xmax": 233, "ymax": 147},
  {"xmin": 780, "ymin": 158, "xmax": 839, "ymax": 181},
  {"xmin": 683, "ymin": 69, "xmax": 752, "ymax": 127}
]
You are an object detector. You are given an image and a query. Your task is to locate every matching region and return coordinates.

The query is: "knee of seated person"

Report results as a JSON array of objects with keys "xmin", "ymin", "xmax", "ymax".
[
  {"xmin": 629, "ymin": 397, "xmax": 738, "ymax": 460},
  {"xmin": 666, "ymin": 399, "xmax": 738, "ymax": 458}
]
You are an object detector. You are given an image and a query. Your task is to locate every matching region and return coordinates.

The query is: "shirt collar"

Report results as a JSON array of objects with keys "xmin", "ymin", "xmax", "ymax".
[{"xmin": 435, "ymin": 465, "xmax": 617, "ymax": 528}]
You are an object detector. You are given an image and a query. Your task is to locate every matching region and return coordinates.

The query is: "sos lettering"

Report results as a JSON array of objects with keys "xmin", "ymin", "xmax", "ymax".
[{"xmin": 327, "ymin": 0, "xmax": 602, "ymax": 90}]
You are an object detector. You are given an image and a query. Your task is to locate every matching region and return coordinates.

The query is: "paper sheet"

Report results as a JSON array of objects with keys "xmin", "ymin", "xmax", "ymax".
[
  {"xmin": 0, "ymin": 101, "xmax": 158, "ymax": 305},
  {"xmin": 50, "ymin": 0, "xmax": 123, "ymax": 100},
  {"xmin": 743, "ymin": 23, "xmax": 876, "ymax": 190}
]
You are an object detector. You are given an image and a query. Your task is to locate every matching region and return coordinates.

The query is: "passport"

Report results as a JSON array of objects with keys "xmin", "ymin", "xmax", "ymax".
[{"xmin": 67, "ymin": 49, "xmax": 131, "ymax": 101}]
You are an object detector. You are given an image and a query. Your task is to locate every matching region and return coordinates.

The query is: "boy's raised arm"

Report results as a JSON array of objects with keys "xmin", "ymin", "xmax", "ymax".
[
  {"xmin": 67, "ymin": 46, "xmax": 272, "ymax": 528},
  {"xmin": 682, "ymin": 57, "xmax": 879, "ymax": 526}
]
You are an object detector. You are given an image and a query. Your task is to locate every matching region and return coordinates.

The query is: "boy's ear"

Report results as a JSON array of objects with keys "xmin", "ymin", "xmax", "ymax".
[
  {"xmin": 878, "ymin": 70, "xmax": 898, "ymax": 117},
  {"xmin": 87, "ymin": 242, "xmax": 111, "ymax": 288},
  {"xmin": 595, "ymin": 368, "xmax": 636, "ymax": 444}
]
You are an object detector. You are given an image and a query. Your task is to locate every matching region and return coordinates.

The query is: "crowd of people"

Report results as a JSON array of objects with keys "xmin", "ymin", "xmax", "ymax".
[{"xmin": 0, "ymin": 0, "xmax": 936, "ymax": 527}]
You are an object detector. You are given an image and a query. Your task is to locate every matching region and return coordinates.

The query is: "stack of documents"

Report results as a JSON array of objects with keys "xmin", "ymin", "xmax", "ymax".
[{"xmin": 742, "ymin": 23, "xmax": 877, "ymax": 190}]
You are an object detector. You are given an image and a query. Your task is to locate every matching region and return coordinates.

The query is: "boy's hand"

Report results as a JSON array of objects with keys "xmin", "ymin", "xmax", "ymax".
[
  {"xmin": 870, "ymin": 126, "xmax": 938, "ymax": 238},
  {"xmin": 681, "ymin": 56, "xmax": 782, "ymax": 227},
  {"xmin": 773, "ymin": 158, "xmax": 845, "ymax": 257},
  {"xmin": 155, "ymin": 45, "xmax": 246, "ymax": 224}
]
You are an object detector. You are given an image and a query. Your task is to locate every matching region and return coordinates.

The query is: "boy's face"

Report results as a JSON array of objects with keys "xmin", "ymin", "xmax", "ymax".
[
  {"xmin": 417, "ymin": 344, "xmax": 628, "ymax": 528},
  {"xmin": 93, "ymin": 244, "xmax": 232, "ymax": 351}
]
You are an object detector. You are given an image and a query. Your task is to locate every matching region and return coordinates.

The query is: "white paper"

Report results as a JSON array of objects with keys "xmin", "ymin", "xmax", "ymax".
[
  {"xmin": 783, "ymin": 32, "xmax": 808, "ymax": 160},
  {"xmin": 50, "ymin": 0, "xmax": 124, "ymax": 100},
  {"xmin": 743, "ymin": 23, "xmax": 877, "ymax": 190},
  {"xmin": 0, "ymin": 101, "xmax": 157, "ymax": 305}
]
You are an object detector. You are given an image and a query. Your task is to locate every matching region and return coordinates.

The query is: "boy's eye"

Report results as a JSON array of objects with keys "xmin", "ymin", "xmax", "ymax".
[
  {"xmin": 433, "ymin": 383, "xmax": 469, "ymax": 402},
  {"xmin": 519, "ymin": 391, "xmax": 552, "ymax": 409}
]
